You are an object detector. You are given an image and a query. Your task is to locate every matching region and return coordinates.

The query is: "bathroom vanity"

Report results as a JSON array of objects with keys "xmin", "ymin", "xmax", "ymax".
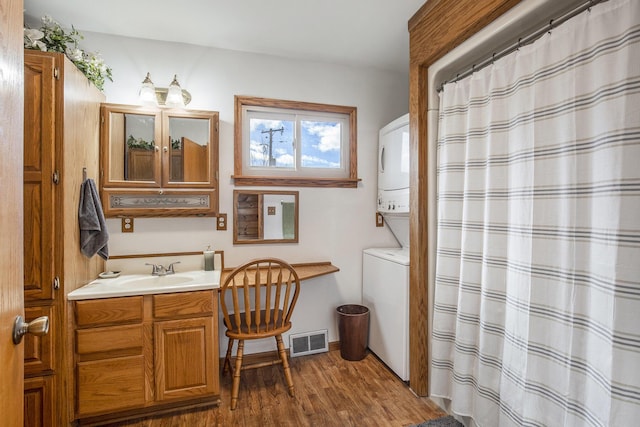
[
  {"xmin": 66, "ymin": 256, "xmax": 338, "ymax": 424},
  {"xmin": 68, "ymin": 271, "xmax": 220, "ymax": 425}
]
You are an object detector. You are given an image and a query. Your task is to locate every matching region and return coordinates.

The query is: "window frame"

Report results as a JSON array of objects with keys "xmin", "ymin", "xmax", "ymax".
[{"xmin": 233, "ymin": 96, "xmax": 359, "ymax": 188}]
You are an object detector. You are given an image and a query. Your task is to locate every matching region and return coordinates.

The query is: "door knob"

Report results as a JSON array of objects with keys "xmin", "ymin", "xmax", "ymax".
[{"xmin": 12, "ymin": 315, "xmax": 49, "ymax": 344}]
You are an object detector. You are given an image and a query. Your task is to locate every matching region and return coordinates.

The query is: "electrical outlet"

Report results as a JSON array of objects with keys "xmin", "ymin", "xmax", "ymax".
[
  {"xmin": 217, "ymin": 213, "xmax": 227, "ymax": 231},
  {"xmin": 121, "ymin": 217, "xmax": 134, "ymax": 233},
  {"xmin": 376, "ymin": 212, "xmax": 384, "ymax": 227}
]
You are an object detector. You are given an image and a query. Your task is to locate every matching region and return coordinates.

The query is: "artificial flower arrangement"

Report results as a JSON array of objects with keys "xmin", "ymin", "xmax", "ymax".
[{"xmin": 24, "ymin": 15, "xmax": 113, "ymax": 91}]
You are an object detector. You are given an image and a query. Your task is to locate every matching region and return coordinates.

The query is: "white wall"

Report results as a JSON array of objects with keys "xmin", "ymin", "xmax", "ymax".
[{"xmin": 83, "ymin": 32, "xmax": 407, "ymax": 354}]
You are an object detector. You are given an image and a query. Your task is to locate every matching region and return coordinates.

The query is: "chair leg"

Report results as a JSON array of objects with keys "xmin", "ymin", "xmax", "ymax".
[
  {"xmin": 276, "ymin": 334, "xmax": 295, "ymax": 397},
  {"xmin": 230, "ymin": 340, "xmax": 244, "ymax": 410},
  {"xmin": 223, "ymin": 338, "xmax": 234, "ymax": 375}
]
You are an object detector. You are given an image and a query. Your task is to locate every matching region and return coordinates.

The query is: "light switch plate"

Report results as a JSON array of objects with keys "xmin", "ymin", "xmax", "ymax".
[
  {"xmin": 217, "ymin": 213, "xmax": 227, "ymax": 231},
  {"xmin": 122, "ymin": 217, "xmax": 134, "ymax": 233}
]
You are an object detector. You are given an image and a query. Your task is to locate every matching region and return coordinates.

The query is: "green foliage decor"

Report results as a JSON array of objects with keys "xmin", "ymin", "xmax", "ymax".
[
  {"xmin": 24, "ymin": 15, "xmax": 113, "ymax": 91},
  {"xmin": 127, "ymin": 135, "xmax": 155, "ymax": 150}
]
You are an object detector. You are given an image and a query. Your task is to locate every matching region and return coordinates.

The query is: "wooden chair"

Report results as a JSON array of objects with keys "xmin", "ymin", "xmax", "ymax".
[{"xmin": 220, "ymin": 258, "xmax": 301, "ymax": 410}]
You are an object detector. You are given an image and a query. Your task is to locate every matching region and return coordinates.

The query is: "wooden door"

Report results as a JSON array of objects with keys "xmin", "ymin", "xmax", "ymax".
[{"xmin": 0, "ymin": 0, "xmax": 25, "ymax": 424}]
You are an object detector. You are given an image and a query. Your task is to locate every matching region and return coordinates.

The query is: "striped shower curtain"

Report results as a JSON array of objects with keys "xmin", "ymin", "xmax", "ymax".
[{"xmin": 430, "ymin": 0, "xmax": 640, "ymax": 426}]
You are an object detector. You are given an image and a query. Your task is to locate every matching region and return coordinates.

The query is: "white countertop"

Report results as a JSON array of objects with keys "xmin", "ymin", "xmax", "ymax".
[{"xmin": 68, "ymin": 270, "xmax": 221, "ymax": 300}]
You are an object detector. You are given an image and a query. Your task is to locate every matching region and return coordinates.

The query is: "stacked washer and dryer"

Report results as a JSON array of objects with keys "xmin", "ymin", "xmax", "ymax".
[{"xmin": 363, "ymin": 113, "xmax": 410, "ymax": 381}]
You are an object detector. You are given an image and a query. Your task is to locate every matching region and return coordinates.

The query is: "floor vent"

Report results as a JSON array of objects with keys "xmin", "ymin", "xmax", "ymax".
[{"xmin": 289, "ymin": 329, "xmax": 329, "ymax": 357}]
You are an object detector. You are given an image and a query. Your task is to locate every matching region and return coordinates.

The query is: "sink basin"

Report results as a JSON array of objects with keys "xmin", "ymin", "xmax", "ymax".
[
  {"xmin": 68, "ymin": 270, "xmax": 221, "ymax": 300},
  {"xmin": 114, "ymin": 274, "xmax": 196, "ymax": 288}
]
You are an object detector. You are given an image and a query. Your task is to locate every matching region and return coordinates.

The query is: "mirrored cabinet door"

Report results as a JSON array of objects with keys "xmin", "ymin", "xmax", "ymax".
[
  {"xmin": 162, "ymin": 111, "xmax": 217, "ymax": 187},
  {"xmin": 103, "ymin": 107, "xmax": 162, "ymax": 187}
]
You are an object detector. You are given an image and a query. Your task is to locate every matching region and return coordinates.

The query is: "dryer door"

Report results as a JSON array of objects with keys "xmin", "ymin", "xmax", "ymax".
[{"xmin": 378, "ymin": 115, "xmax": 410, "ymax": 192}]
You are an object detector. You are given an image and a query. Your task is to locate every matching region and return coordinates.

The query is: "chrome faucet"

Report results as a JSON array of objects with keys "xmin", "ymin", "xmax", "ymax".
[
  {"xmin": 166, "ymin": 261, "xmax": 180, "ymax": 274},
  {"xmin": 145, "ymin": 261, "xmax": 180, "ymax": 276},
  {"xmin": 145, "ymin": 263, "xmax": 165, "ymax": 276}
]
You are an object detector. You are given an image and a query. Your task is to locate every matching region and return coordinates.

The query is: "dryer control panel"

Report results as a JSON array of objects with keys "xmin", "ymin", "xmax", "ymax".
[{"xmin": 377, "ymin": 188, "xmax": 410, "ymax": 213}]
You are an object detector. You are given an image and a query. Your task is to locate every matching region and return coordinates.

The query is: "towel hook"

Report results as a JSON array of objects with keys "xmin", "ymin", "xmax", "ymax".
[{"xmin": 82, "ymin": 167, "xmax": 87, "ymax": 181}]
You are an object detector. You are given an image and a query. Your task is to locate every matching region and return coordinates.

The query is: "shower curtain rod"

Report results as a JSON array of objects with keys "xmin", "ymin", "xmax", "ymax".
[{"xmin": 438, "ymin": 0, "xmax": 607, "ymax": 92}]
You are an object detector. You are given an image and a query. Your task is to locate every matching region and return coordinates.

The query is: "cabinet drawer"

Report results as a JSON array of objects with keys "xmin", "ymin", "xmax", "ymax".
[
  {"xmin": 153, "ymin": 290, "xmax": 213, "ymax": 319},
  {"xmin": 75, "ymin": 296, "xmax": 143, "ymax": 327},
  {"xmin": 77, "ymin": 355, "xmax": 146, "ymax": 416},
  {"xmin": 76, "ymin": 324, "xmax": 144, "ymax": 355}
]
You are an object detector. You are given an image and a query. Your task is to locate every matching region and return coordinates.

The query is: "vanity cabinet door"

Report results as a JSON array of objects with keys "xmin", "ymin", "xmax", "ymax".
[
  {"xmin": 152, "ymin": 290, "xmax": 218, "ymax": 401},
  {"xmin": 154, "ymin": 316, "xmax": 217, "ymax": 401}
]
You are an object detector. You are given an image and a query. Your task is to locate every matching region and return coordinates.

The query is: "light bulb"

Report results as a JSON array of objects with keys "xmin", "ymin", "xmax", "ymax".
[
  {"xmin": 138, "ymin": 72, "xmax": 157, "ymax": 106},
  {"xmin": 165, "ymin": 75, "xmax": 185, "ymax": 108}
]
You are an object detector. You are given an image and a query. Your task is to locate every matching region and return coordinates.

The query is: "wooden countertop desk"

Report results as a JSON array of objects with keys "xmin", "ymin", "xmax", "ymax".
[{"xmin": 219, "ymin": 261, "xmax": 339, "ymax": 286}]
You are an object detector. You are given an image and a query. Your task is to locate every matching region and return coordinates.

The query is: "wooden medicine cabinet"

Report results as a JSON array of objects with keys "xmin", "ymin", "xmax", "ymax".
[
  {"xmin": 100, "ymin": 103, "xmax": 219, "ymax": 217},
  {"xmin": 233, "ymin": 190, "xmax": 299, "ymax": 244}
]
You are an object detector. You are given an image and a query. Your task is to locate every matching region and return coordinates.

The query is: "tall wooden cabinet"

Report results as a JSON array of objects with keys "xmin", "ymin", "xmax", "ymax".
[{"xmin": 23, "ymin": 50, "xmax": 105, "ymax": 427}]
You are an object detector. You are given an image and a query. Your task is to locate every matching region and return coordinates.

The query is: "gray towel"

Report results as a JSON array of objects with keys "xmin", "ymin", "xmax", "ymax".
[{"xmin": 78, "ymin": 178, "xmax": 109, "ymax": 260}]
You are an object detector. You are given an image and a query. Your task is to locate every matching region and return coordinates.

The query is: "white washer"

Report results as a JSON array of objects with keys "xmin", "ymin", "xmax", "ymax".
[{"xmin": 362, "ymin": 247, "xmax": 409, "ymax": 381}]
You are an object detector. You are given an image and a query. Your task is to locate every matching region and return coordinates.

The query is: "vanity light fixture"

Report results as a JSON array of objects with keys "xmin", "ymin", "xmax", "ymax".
[
  {"xmin": 138, "ymin": 72, "xmax": 192, "ymax": 107},
  {"xmin": 138, "ymin": 72, "xmax": 157, "ymax": 106}
]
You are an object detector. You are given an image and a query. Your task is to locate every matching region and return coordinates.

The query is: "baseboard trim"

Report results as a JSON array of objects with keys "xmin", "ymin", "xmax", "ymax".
[{"xmin": 220, "ymin": 340, "xmax": 340, "ymax": 366}]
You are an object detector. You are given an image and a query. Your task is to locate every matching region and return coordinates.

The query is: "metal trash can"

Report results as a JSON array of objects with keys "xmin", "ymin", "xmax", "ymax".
[{"xmin": 336, "ymin": 304, "xmax": 369, "ymax": 361}]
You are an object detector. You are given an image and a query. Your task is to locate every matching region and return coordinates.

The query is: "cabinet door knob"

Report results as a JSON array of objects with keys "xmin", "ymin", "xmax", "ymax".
[{"xmin": 12, "ymin": 315, "xmax": 49, "ymax": 344}]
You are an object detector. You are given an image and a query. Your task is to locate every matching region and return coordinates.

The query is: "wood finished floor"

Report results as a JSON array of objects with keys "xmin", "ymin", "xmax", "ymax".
[{"xmin": 111, "ymin": 350, "xmax": 445, "ymax": 427}]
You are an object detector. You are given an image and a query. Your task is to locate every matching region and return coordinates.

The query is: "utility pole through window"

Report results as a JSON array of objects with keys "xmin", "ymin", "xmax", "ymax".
[{"xmin": 261, "ymin": 126, "xmax": 284, "ymax": 166}]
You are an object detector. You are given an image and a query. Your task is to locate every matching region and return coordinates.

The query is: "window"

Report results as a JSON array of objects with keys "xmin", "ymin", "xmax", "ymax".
[{"xmin": 234, "ymin": 96, "xmax": 359, "ymax": 188}]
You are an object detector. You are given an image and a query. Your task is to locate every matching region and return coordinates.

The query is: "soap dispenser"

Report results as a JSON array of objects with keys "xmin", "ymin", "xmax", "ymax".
[{"xmin": 204, "ymin": 246, "xmax": 215, "ymax": 271}]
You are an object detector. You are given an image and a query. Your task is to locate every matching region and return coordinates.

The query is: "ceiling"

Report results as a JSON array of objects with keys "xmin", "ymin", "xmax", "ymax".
[{"xmin": 23, "ymin": 0, "xmax": 426, "ymax": 74}]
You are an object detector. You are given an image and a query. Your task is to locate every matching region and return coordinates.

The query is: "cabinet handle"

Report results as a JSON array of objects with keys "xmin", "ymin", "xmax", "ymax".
[
  {"xmin": 163, "ymin": 146, "xmax": 169, "ymax": 153},
  {"xmin": 53, "ymin": 276, "xmax": 60, "ymax": 290},
  {"xmin": 154, "ymin": 145, "xmax": 160, "ymax": 152}
]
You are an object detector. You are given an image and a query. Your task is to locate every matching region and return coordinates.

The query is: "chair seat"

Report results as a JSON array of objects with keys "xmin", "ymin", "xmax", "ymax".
[{"xmin": 224, "ymin": 309, "xmax": 292, "ymax": 338}]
